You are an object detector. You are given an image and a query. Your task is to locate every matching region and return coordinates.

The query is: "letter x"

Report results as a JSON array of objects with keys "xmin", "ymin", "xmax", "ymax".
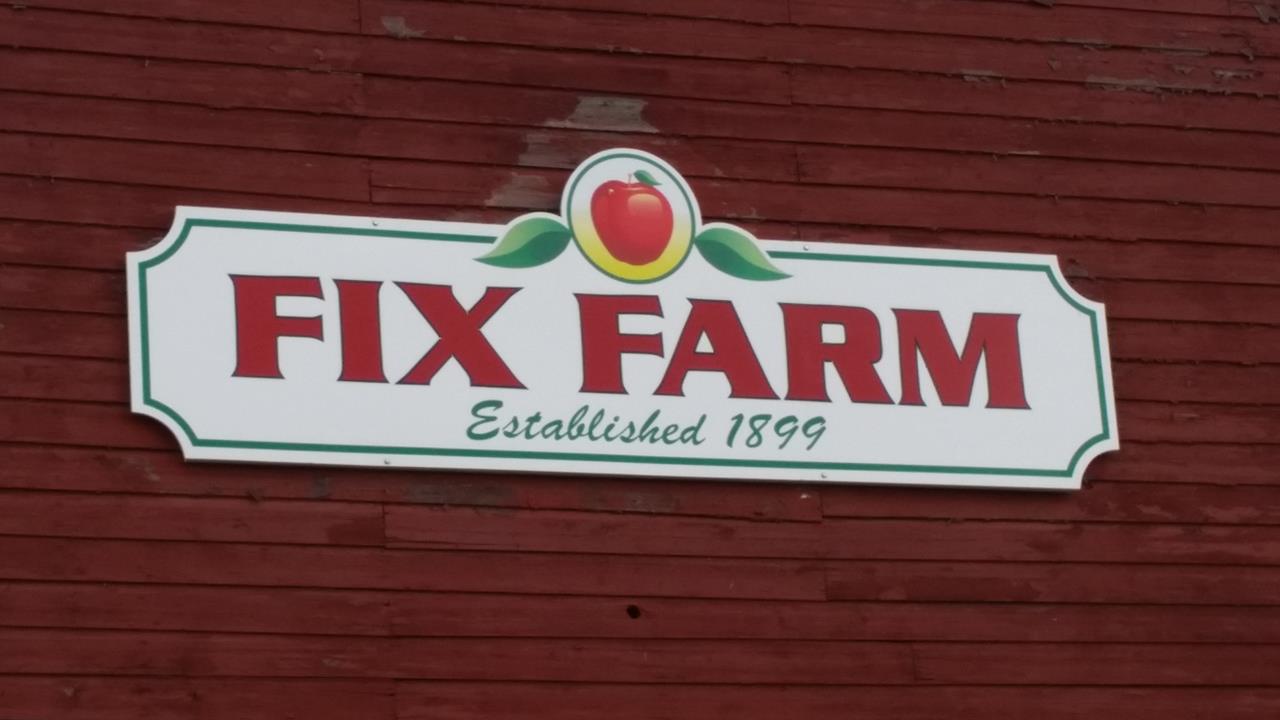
[{"xmin": 396, "ymin": 284, "xmax": 525, "ymax": 388}]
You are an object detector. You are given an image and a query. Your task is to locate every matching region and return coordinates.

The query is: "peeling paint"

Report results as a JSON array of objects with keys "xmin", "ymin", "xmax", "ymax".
[
  {"xmin": 310, "ymin": 475, "xmax": 332, "ymax": 500},
  {"xmin": 1157, "ymin": 45, "xmax": 1211, "ymax": 58},
  {"xmin": 960, "ymin": 69, "xmax": 1003, "ymax": 84},
  {"xmin": 1059, "ymin": 38, "xmax": 1112, "ymax": 50},
  {"xmin": 123, "ymin": 456, "xmax": 161, "ymax": 483},
  {"xmin": 381, "ymin": 16, "xmax": 425, "ymax": 39},
  {"xmin": 1255, "ymin": 3, "xmax": 1279, "ymax": 23},
  {"xmin": 1213, "ymin": 69, "xmax": 1259, "ymax": 82},
  {"xmin": 485, "ymin": 173, "xmax": 557, "ymax": 209},
  {"xmin": 546, "ymin": 96, "xmax": 658, "ymax": 134},
  {"xmin": 1086, "ymin": 75, "xmax": 1161, "ymax": 93},
  {"xmin": 516, "ymin": 130, "xmax": 578, "ymax": 169},
  {"xmin": 407, "ymin": 481, "xmax": 515, "ymax": 507}
]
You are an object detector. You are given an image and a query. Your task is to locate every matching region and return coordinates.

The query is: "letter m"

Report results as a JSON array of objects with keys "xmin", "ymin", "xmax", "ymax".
[{"xmin": 894, "ymin": 310, "xmax": 1029, "ymax": 409}]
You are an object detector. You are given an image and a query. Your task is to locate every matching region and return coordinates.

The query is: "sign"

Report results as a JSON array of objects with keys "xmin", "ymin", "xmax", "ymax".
[{"xmin": 127, "ymin": 148, "xmax": 1118, "ymax": 489}]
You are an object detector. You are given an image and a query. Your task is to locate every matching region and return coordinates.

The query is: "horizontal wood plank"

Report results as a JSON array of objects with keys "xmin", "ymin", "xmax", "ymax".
[
  {"xmin": 397, "ymin": 683, "xmax": 1280, "ymax": 720},
  {"xmin": 386, "ymin": 505, "xmax": 1280, "ymax": 564},
  {"xmin": 793, "ymin": 64, "xmax": 1280, "ymax": 136},
  {"xmin": 3, "ymin": 581, "xmax": 1279, "ymax": 642},
  {"xmin": 0, "ymin": 677, "xmax": 395, "ymax": 720},
  {"xmin": 826, "ymin": 560, "xmax": 1280, "ymax": 604},
  {"xmin": 0, "ymin": 536, "xmax": 828, "ymax": 600},
  {"xmin": 0, "ymin": 132, "xmax": 371, "ymax": 202},
  {"xmin": 0, "ymin": 490, "xmax": 385, "ymax": 545},
  {"xmin": 790, "ymin": 0, "xmax": 1280, "ymax": 59},
  {"xmin": 819, "ymin": 481, "xmax": 1280, "ymax": 525},
  {"xmin": 1088, "ymin": 442, "xmax": 1280, "ymax": 485},
  {"xmin": 2, "ymin": 628, "xmax": 1274, "ymax": 684},
  {"xmin": 25, "ymin": 0, "xmax": 362, "ymax": 32},
  {"xmin": 0, "ymin": 628, "xmax": 922, "ymax": 683}
]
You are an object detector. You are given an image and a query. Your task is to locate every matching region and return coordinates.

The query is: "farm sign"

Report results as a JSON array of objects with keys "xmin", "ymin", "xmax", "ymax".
[{"xmin": 127, "ymin": 149, "xmax": 1118, "ymax": 489}]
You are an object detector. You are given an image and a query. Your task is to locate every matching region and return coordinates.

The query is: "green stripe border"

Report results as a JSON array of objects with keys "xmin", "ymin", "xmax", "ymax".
[{"xmin": 137, "ymin": 218, "xmax": 1113, "ymax": 480}]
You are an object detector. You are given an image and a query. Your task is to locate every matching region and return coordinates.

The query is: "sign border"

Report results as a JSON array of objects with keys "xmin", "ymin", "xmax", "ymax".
[{"xmin": 128, "ymin": 206, "xmax": 1119, "ymax": 490}]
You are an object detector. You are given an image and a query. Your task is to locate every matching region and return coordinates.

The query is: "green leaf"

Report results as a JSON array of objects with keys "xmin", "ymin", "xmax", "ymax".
[
  {"xmin": 693, "ymin": 224, "xmax": 789, "ymax": 281},
  {"xmin": 634, "ymin": 169, "xmax": 661, "ymax": 187},
  {"xmin": 477, "ymin": 214, "xmax": 572, "ymax": 268}
]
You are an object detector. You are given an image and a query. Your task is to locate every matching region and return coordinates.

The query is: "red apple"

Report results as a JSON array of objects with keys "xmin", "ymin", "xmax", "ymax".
[{"xmin": 590, "ymin": 178, "xmax": 674, "ymax": 266}]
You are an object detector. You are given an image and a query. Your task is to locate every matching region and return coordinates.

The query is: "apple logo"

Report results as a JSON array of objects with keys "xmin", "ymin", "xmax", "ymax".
[
  {"xmin": 477, "ymin": 148, "xmax": 787, "ymax": 284},
  {"xmin": 589, "ymin": 170, "xmax": 674, "ymax": 266}
]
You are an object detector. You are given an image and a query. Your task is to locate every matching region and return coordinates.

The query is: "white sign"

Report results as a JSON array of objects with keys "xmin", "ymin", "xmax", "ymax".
[{"xmin": 127, "ymin": 149, "xmax": 1118, "ymax": 489}]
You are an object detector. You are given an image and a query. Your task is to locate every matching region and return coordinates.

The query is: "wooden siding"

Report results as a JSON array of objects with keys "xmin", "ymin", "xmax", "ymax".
[{"xmin": 1, "ymin": 0, "xmax": 1278, "ymax": 716}]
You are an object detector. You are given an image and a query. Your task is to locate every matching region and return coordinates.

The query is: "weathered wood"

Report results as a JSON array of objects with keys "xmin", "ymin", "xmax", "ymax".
[
  {"xmin": 796, "ymin": 145, "xmax": 1280, "ymax": 209},
  {"xmin": 398, "ymin": 683, "xmax": 1280, "ymax": 720},
  {"xmin": 912, "ymin": 643, "xmax": 1280, "ymax": 685},
  {"xmin": 0, "ymin": 219, "xmax": 157, "ymax": 270},
  {"xmin": 3, "ymin": 580, "xmax": 1278, "ymax": 642},
  {"xmin": 0, "ymin": 265, "xmax": 123, "ymax": 315},
  {"xmin": 387, "ymin": 593, "xmax": 1280, "ymax": 642},
  {"xmin": 0, "ymin": 536, "xmax": 828, "ymax": 600},
  {"xmin": 1109, "ymin": 321, "xmax": 1280, "ymax": 364},
  {"xmin": 793, "ymin": 64, "xmax": 1280, "ymax": 136},
  {"xmin": 0, "ymin": 354, "xmax": 127, "ymax": 403},
  {"xmin": 1089, "ymin": 442, "xmax": 1280, "ymax": 486},
  {"xmin": 386, "ymin": 504, "xmax": 1280, "ymax": 564},
  {"xmin": 0, "ymin": 582, "xmax": 392, "ymax": 636},
  {"xmin": 988, "ymin": 0, "xmax": 1266, "ymax": 19},
  {"xmin": 1115, "ymin": 363, "xmax": 1280, "ymax": 404},
  {"xmin": 0, "ymin": 175, "xmax": 412, "ymax": 232},
  {"xmin": 820, "ymin": 481, "xmax": 1280, "ymax": 525},
  {"xmin": 360, "ymin": 0, "xmax": 1280, "ymax": 99},
  {"xmin": 790, "ymin": 0, "xmax": 1280, "ymax": 59},
  {"xmin": 0, "ymin": 628, "xmax": 923, "ymax": 683},
  {"xmin": 0, "ymin": 309, "xmax": 127, "ymax": 359},
  {"xmin": 1118, "ymin": 401, "xmax": 1280, "ymax": 444},
  {"xmin": 26, "ymin": 0, "xmax": 362, "ymax": 32},
  {"xmin": 0, "ymin": 677, "xmax": 395, "ymax": 720},
  {"xmin": 365, "ymin": 0, "xmax": 790, "ymax": 24},
  {"xmin": 2, "ymin": 7, "xmax": 792, "ymax": 106},
  {"xmin": 2, "ymin": 628, "xmax": 1274, "ymax": 684},
  {"xmin": 10, "ymin": 51, "xmax": 1280, "ymax": 175},
  {"xmin": 0, "ymin": 133, "xmax": 371, "ymax": 202},
  {"xmin": 826, "ymin": 560, "xmax": 1280, "ymax": 604},
  {"xmin": 0, "ymin": 490, "xmax": 384, "ymax": 545},
  {"xmin": 0, "ymin": 49, "xmax": 364, "ymax": 114}
]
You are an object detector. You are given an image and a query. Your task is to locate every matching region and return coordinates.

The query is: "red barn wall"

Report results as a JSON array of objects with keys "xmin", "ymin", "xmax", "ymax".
[{"xmin": 2, "ymin": 0, "xmax": 1280, "ymax": 717}]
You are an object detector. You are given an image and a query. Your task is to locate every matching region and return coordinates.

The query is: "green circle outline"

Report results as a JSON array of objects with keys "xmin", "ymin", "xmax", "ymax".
[{"xmin": 564, "ymin": 151, "xmax": 698, "ymax": 285}]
